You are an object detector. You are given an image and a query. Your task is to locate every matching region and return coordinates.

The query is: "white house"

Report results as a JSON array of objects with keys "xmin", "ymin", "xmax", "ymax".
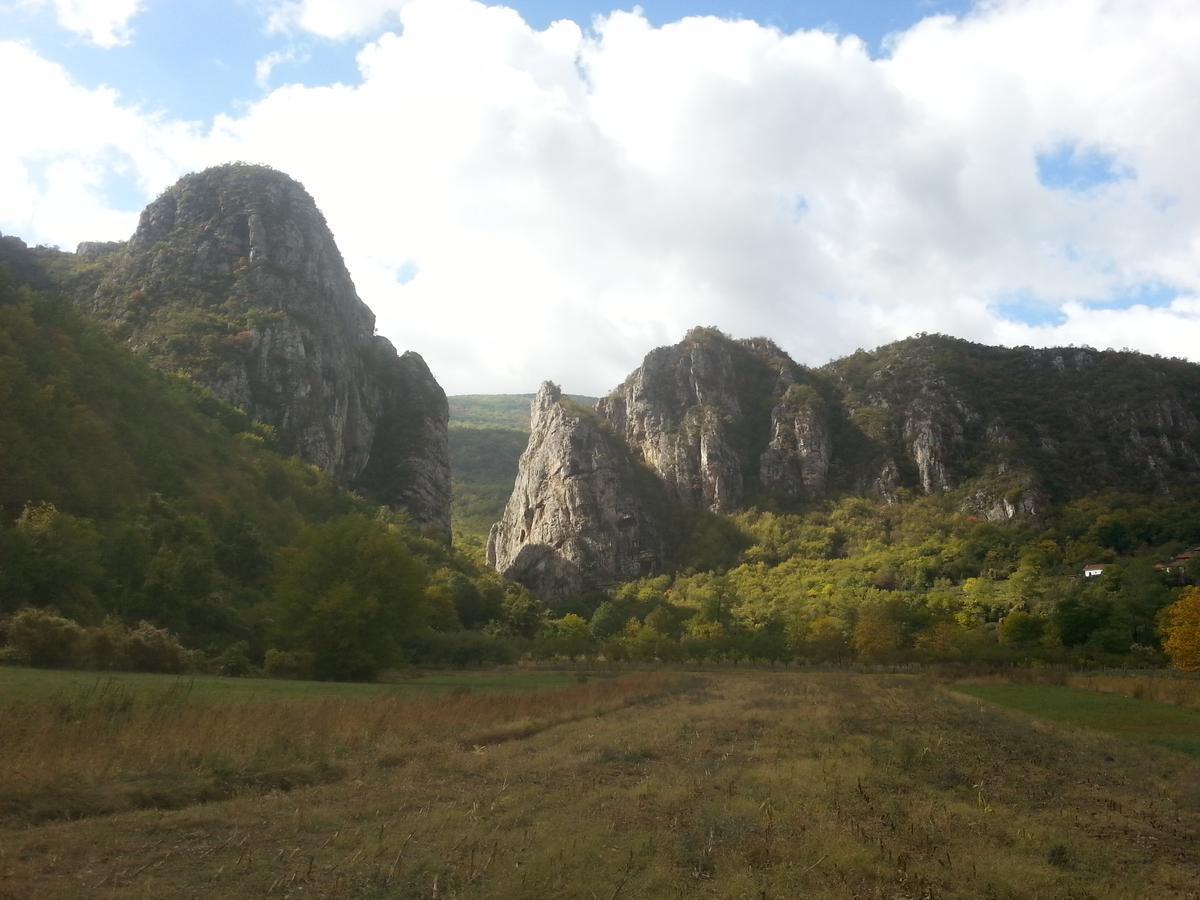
[{"xmin": 1082, "ymin": 563, "xmax": 1107, "ymax": 578}]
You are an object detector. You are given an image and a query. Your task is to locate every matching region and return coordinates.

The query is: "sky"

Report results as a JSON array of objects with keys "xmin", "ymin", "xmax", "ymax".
[{"xmin": 2, "ymin": 1, "xmax": 1200, "ymax": 396}]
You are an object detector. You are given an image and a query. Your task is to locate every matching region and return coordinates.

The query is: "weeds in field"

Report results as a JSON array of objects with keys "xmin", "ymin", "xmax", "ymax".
[
  {"xmin": 0, "ymin": 671, "xmax": 687, "ymax": 824},
  {"xmin": 961, "ymin": 667, "xmax": 1200, "ymax": 710},
  {"xmin": 3, "ymin": 671, "xmax": 1199, "ymax": 899}
]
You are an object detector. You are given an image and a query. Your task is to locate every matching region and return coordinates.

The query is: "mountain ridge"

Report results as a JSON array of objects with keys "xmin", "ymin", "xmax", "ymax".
[{"xmin": 490, "ymin": 327, "xmax": 1200, "ymax": 599}]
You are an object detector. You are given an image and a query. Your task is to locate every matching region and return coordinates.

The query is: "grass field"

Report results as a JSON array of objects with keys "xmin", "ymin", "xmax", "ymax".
[
  {"xmin": 2, "ymin": 670, "xmax": 1199, "ymax": 898},
  {"xmin": 953, "ymin": 683, "xmax": 1200, "ymax": 757},
  {"xmin": 0, "ymin": 666, "xmax": 580, "ymax": 702}
]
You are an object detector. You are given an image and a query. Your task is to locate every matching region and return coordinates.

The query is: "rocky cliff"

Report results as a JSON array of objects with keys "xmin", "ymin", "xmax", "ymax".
[
  {"xmin": 487, "ymin": 384, "xmax": 670, "ymax": 601},
  {"xmin": 825, "ymin": 336, "xmax": 1200, "ymax": 515},
  {"xmin": 493, "ymin": 329, "xmax": 1200, "ymax": 598},
  {"xmin": 76, "ymin": 164, "xmax": 450, "ymax": 536},
  {"xmin": 596, "ymin": 327, "xmax": 831, "ymax": 512}
]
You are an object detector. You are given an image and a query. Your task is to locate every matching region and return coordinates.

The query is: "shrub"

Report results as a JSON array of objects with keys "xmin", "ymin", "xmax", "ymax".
[
  {"xmin": 264, "ymin": 648, "xmax": 316, "ymax": 680},
  {"xmin": 83, "ymin": 618, "xmax": 131, "ymax": 669},
  {"xmin": 121, "ymin": 621, "xmax": 188, "ymax": 673},
  {"xmin": 405, "ymin": 630, "xmax": 517, "ymax": 667},
  {"xmin": 215, "ymin": 640, "xmax": 255, "ymax": 677},
  {"xmin": 5, "ymin": 608, "xmax": 85, "ymax": 667}
]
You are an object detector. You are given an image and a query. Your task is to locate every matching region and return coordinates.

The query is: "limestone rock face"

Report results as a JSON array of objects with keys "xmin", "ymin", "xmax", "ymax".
[
  {"xmin": 81, "ymin": 164, "xmax": 450, "ymax": 537},
  {"xmin": 597, "ymin": 328, "xmax": 830, "ymax": 512},
  {"xmin": 487, "ymin": 384, "xmax": 668, "ymax": 602},
  {"xmin": 760, "ymin": 377, "xmax": 831, "ymax": 501}
]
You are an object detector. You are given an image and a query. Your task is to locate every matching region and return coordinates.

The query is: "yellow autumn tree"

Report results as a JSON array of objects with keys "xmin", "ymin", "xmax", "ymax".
[
  {"xmin": 1161, "ymin": 587, "xmax": 1200, "ymax": 672},
  {"xmin": 853, "ymin": 604, "xmax": 902, "ymax": 663}
]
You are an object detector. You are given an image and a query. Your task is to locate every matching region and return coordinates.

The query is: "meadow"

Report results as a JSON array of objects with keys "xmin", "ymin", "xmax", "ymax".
[
  {"xmin": 953, "ymin": 682, "xmax": 1200, "ymax": 757},
  {"xmin": 2, "ymin": 667, "xmax": 1199, "ymax": 898}
]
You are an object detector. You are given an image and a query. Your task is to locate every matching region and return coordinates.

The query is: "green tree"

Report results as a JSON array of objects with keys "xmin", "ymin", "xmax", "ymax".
[
  {"xmin": 999, "ymin": 610, "xmax": 1046, "ymax": 647},
  {"xmin": 3, "ymin": 503, "xmax": 104, "ymax": 621},
  {"xmin": 853, "ymin": 605, "xmax": 902, "ymax": 663},
  {"xmin": 272, "ymin": 516, "xmax": 427, "ymax": 680},
  {"xmin": 500, "ymin": 585, "xmax": 546, "ymax": 637},
  {"xmin": 589, "ymin": 601, "xmax": 626, "ymax": 640}
]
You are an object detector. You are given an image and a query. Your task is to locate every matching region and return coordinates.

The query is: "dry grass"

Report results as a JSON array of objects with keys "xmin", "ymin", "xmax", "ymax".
[
  {"xmin": 2, "ymin": 671, "xmax": 1199, "ymax": 898},
  {"xmin": 0, "ymin": 671, "xmax": 685, "ymax": 825},
  {"xmin": 1065, "ymin": 672, "xmax": 1200, "ymax": 709}
]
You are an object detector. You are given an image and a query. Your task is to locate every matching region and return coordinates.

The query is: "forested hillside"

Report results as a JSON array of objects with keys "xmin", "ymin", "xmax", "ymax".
[
  {"xmin": 483, "ymin": 329, "xmax": 1200, "ymax": 667},
  {"xmin": 0, "ymin": 245, "xmax": 537, "ymax": 677}
]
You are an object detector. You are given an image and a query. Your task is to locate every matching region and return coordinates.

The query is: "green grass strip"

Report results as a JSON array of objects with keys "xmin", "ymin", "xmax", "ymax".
[
  {"xmin": 0, "ymin": 666, "xmax": 578, "ymax": 704},
  {"xmin": 954, "ymin": 684, "xmax": 1200, "ymax": 757}
]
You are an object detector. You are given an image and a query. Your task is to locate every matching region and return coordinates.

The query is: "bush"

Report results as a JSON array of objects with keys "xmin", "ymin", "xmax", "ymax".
[
  {"xmin": 264, "ymin": 648, "xmax": 316, "ymax": 680},
  {"xmin": 122, "ymin": 621, "xmax": 188, "ymax": 673},
  {"xmin": 1000, "ymin": 610, "xmax": 1047, "ymax": 647},
  {"xmin": 215, "ymin": 640, "xmax": 255, "ymax": 677},
  {"xmin": 5, "ymin": 608, "xmax": 85, "ymax": 667},
  {"xmin": 0, "ymin": 609, "xmax": 194, "ymax": 672}
]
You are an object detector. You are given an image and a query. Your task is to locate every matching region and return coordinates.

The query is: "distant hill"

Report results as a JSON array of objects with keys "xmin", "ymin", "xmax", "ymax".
[
  {"xmin": 448, "ymin": 394, "xmax": 597, "ymax": 539},
  {"xmin": 449, "ymin": 393, "xmax": 599, "ymax": 430}
]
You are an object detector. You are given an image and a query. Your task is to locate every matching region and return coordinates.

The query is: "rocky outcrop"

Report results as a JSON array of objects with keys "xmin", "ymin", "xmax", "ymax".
[
  {"xmin": 75, "ymin": 240, "xmax": 124, "ymax": 260},
  {"xmin": 596, "ymin": 327, "xmax": 831, "ymax": 512},
  {"xmin": 79, "ymin": 164, "xmax": 450, "ymax": 537},
  {"xmin": 760, "ymin": 380, "xmax": 831, "ymax": 500},
  {"xmin": 826, "ymin": 336, "xmax": 1200, "ymax": 504},
  {"xmin": 491, "ymin": 330, "xmax": 1200, "ymax": 596},
  {"xmin": 487, "ymin": 383, "xmax": 669, "ymax": 602}
]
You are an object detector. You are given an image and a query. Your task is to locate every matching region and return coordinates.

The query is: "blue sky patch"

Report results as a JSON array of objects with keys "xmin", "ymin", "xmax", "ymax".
[
  {"xmin": 517, "ymin": 1, "xmax": 971, "ymax": 51},
  {"xmin": 1095, "ymin": 282, "xmax": 1177, "ymax": 310},
  {"xmin": 395, "ymin": 261, "xmax": 420, "ymax": 285},
  {"xmin": 101, "ymin": 164, "xmax": 147, "ymax": 212},
  {"xmin": 995, "ymin": 282, "xmax": 1179, "ymax": 327},
  {"xmin": 993, "ymin": 292, "xmax": 1068, "ymax": 327},
  {"xmin": 1036, "ymin": 143, "xmax": 1134, "ymax": 192},
  {"xmin": 0, "ymin": 1, "xmax": 359, "ymax": 120}
]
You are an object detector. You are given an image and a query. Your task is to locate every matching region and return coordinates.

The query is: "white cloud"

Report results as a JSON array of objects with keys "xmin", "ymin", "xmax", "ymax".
[
  {"xmin": 254, "ymin": 46, "xmax": 309, "ymax": 89},
  {"xmin": 4, "ymin": 0, "xmax": 1200, "ymax": 394},
  {"xmin": 20, "ymin": 0, "xmax": 145, "ymax": 47},
  {"xmin": 994, "ymin": 297, "xmax": 1200, "ymax": 360},
  {"xmin": 265, "ymin": 0, "xmax": 413, "ymax": 40}
]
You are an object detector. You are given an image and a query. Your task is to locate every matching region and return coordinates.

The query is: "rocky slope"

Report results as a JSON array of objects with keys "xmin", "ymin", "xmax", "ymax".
[
  {"xmin": 493, "ymin": 328, "xmax": 1200, "ymax": 599},
  {"xmin": 487, "ymin": 384, "xmax": 670, "ymax": 599},
  {"xmin": 825, "ymin": 336, "xmax": 1200, "ymax": 514},
  {"xmin": 597, "ymin": 327, "xmax": 831, "ymax": 513},
  {"xmin": 70, "ymin": 164, "xmax": 451, "ymax": 537}
]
